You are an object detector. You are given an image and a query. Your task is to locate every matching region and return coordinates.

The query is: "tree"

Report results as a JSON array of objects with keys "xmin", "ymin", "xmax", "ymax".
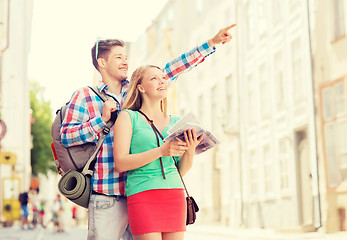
[{"xmin": 30, "ymin": 81, "xmax": 56, "ymax": 176}]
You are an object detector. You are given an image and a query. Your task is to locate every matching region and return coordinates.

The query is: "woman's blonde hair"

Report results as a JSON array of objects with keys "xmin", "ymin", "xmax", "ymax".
[{"xmin": 122, "ymin": 65, "xmax": 167, "ymax": 114}]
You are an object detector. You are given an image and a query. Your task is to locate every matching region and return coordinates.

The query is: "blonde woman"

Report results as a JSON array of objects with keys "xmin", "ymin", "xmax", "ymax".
[{"xmin": 113, "ymin": 65, "xmax": 203, "ymax": 240}]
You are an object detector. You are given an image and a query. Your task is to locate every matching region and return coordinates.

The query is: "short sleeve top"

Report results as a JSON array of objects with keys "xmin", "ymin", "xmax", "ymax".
[{"xmin": 122, "ymin": 110, "xmax": 184, "ymax": 196}]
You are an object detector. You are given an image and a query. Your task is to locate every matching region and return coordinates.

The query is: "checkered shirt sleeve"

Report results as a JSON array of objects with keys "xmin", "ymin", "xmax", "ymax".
[{"xmin": 163, "ymin": 41, "xmax": 215, "ymax": 83}]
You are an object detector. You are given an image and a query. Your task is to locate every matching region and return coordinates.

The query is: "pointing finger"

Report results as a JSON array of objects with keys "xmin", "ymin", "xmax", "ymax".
[{"xmin": 223, "ymin": 24, "xmax": 236, "ymax": 32}]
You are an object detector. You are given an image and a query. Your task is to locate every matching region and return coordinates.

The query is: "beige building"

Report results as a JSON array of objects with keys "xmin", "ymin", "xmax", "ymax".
[
  {"xmin": 127, "ymin": 0, "xmax": 347, "ymax": 233},
  {"xmin": 0, "ymin": 0, "xmax": 34, "ymax": 223},
  {"xmin": 311, "ymin": 0, "xmax": 347, "ymax": 233}
]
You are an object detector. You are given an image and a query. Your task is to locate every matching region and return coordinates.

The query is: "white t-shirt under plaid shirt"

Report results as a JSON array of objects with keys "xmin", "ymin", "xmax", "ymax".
[{"xmin": 60, "ymin": 41, "xmax": 216, "ymax": 196}]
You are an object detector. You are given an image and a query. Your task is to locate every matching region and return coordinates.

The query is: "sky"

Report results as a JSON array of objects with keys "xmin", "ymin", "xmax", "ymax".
[{"xmin": 28, "ymin": 0, "xmax": 168, "ymax": 113}]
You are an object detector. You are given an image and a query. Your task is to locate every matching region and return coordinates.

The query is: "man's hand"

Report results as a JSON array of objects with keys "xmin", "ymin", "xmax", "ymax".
[
  {"xmin": 208, "ymin": 24, "xmax": 236, "ymax": 47},
  {"xmin": 101, "ymin": 98, "xmax": 118, "ymax": 123}
]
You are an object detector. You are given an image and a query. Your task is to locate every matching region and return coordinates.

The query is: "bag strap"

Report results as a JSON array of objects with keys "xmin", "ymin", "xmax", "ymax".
[
  {"xmin": 80, "ymin": 86, "xmax": 117, "ymax": 176},
  {"xmin": 138, "ymin": 110, "xmax": 191, "ymax": 198},
  {"xmin": 88, "ymin": 86, "xmax": 108, "ymax": 102}
]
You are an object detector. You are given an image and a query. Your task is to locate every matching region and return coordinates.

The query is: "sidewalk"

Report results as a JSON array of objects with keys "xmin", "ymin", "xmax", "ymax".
[
  {"xmin": 0, "ymin": 224, "xmax": 87, "ymax": 240},
  {"xmin": 187, "ymin": 224, "xmax": 347, "ymax": 240}
]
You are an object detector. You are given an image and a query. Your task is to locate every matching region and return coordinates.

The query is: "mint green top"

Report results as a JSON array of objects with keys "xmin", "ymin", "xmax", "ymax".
[{"xmin": 123, "ymin": 110, "xmax": 184, "ymax": 196}]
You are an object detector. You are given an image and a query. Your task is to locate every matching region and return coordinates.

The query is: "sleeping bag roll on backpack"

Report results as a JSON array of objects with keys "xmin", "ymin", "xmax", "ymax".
[{"xmin": 58, "ymin": 170, "xmax": 91, "ymax": 208}]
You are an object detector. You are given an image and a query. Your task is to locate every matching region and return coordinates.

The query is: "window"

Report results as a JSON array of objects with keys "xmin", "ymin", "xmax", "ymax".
[
  {"xmin": 290, "ymin": 0, "xmax": 302, "ymax": 11},
  {"xmin": 322, "ymin": 79, "xmax": 347, "ymax": 187},
  {"xmin": 337, "ymin": 121, "xmax": 347, "ymax": 172},
  {"xmin": 272, "ymin": 0, "xmax": 282, "ymax": 26},
  {"xmin": 279, "ymin": 138, "xmax": 289, "ymax": 190},
  {"xmin": 247, "ymin": 73, "xmax": 256, "ymax": 124},
  {"xmin": 292, "ymin": 37, "xmax": 303, "ymax": 99},
  {"xmin": 258, "ymin": 0, "xmax": 267, "ymax": 37},
  {"xmin": 196, "ymin": 0, "xmax": 203, "ymax": 13},
  {"xmin": 322, "ymin": 81, "xmax": 346, "ymax": 120},
  {"xmin": 246, "ymin": 2, "xmax": 256, "ymax": 48},
  {"xmin": 167, "ymin": 7, "xmax": 174, "ymax": 23},
  {"xmin": 324, "ymin": 123, "xmax": 339, "ymax": 187},
  {"xmin": 198, "ymin": 94, "xmax": 204, "ymax": 122},
  {"xmin": 274, "ymin": 51, "xmax": 285, "ymax": 109},
  {"xmin": 336, "ymin": 81, "xmax": 346, "ymax": 115},
  {"xmin": 332, "ymin": 0, "xmax": 345, "ymax": 40},
  {"xmin": 263, "ymin": 145, "xmax": 274, "ymax": 194},
  {"xmin": 259, "ymin": 63, "xmax": 270, "ymax": 117},
  {"xmin": 225, "ymin": 75, "xmax": 233, "ymax": 125},
  {"xmin": 211, "ymin": 86, "xmax": 218, "ymax": 130},
  {"xmin": 249, "ymin": 150, "xmax": 258, "ymax": 197}
]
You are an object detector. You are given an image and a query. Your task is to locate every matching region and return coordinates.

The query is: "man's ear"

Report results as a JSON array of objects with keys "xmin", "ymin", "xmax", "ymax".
[
  {"xmin": 97, "ymin": 58, "xmax": 106, "ymax": 69},
  {"xmin": 137, "ymin": 84, "xmax": 145, "ymax": 93}
]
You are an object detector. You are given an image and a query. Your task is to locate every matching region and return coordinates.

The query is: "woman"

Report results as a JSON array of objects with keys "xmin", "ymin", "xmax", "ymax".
[{"xmin": 113, "ymin": 65, "xmax": 203, "ymax": 240}]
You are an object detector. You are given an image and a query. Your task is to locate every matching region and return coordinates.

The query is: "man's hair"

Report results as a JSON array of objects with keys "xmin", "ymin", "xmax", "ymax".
[
  {"xmin": 91, "ymin": 39, "xmax": 125, "ymax": 71},
  {"xmin": 122, "ymin": 65, "xmax": 167, "ymax": 114}
]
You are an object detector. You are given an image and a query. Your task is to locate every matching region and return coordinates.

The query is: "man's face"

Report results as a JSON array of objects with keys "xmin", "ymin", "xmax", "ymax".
[{"xmin": 103, "ymin": 46, "xmax": 128, "ymax": 81}]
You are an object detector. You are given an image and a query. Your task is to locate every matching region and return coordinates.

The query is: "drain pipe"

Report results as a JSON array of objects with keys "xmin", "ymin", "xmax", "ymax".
[{"xmin": 306, "ymin": 0, "xmax": 322, "ymax": 230}]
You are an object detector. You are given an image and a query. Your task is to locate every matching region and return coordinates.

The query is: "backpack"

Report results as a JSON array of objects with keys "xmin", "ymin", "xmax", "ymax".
[
  {"xmin": 19, "ymin": 192, "xmax": 28, "ymax": 205},
  {"xmin": 51, "ymin": 86, "xmax": 115, "ymax": 176}
]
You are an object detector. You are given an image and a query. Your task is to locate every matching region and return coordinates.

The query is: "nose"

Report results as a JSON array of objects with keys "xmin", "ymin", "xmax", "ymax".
[{"xmin": 159, "ymin": 76, "xmax": 167, "ymax": 84}]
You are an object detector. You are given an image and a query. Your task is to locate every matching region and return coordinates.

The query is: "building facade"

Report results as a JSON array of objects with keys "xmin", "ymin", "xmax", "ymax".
[
  {"xmin": 311, "ymin": 0, "xmax": 347, "ymax": 233},
  {"xmin": 0, "ymin": 0, "xmax": 33, "ymax": 223},
  {"xmin": 128, "ymin": 0, "xmax": 347, "ymax": 233}
]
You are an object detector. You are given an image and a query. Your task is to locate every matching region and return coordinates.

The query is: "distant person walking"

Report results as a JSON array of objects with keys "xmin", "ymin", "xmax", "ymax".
[
  {"xmin": 39, "ymin": 201, "xmax": 46, "ymax": 227},
  {"xmin": 52, "ymin": 194, "xmax": 63, "ymax": 233},
  {"xmin": 18, "ymin": 191, "xmax": 29, "ymax": 230}
]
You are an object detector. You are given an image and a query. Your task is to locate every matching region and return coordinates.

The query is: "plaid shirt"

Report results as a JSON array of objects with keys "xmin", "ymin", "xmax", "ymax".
[{"xmin": 60, "ymin": 41, "xmax": 215, "ymax": 196}]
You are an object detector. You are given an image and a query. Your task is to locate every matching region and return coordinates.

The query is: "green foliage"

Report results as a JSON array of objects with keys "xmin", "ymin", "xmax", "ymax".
[{"xmin": 30, "ymin": 81, "xmax": 57, "ymax": 176}]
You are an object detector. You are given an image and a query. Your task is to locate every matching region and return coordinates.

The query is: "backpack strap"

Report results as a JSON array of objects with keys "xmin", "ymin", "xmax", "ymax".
[
  {"xmin": 80, "ymin": 86, "xmax": 118, "ymax": 176},
  {"xmin": 88, "ymin": 86, "xmax": 109, "ymax": 102}
]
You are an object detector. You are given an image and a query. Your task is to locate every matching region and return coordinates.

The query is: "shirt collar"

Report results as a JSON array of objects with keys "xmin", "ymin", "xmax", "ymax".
[{"xmin": 97, "ymin": 80, "xmax": 129, "ymax": 92}]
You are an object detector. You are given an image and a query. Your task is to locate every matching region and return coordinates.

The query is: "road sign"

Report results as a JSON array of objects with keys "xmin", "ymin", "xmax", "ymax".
[{"xmin": 0, "ymin": 151, "xmax": 17, "ymax": 165}]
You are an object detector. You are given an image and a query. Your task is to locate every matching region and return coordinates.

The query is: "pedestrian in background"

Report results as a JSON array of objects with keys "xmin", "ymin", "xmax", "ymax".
[
  {"xmin": 18, "ymin": 191, "xmax": 29, "ymax": 230},
  {"xmin": 39, "ymin": 201, "xmax": 46, "ymax": 228},
  {"xmin": 28, "ymin": 188, "xmax": 39, "ymax": 229},
  {"xmin": 51, "ymin": 194, "xmax": 63, "ymax": 233}
]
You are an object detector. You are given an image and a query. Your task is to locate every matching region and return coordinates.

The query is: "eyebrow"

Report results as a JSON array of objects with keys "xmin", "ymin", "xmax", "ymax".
[{"xmin": 114, "ymin": 53, "xmax": 127, "ymax": 57}]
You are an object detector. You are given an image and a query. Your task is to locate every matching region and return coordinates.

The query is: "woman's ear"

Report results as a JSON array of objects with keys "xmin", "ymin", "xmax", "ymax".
[{"xmin": 137, "ymin": 84, "xmax": 145, "ymax": 93}]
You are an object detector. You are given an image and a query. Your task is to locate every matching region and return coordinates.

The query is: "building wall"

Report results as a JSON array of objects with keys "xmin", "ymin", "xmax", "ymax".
[
  {"xmin": 0, "ymin": 0, "xmax": 33, "ymax": 220},
  {"xmin": 128, "ymin": 0, "xmax": 340, "ymax": 233},
  {"xmin": 311, "ymin": 0, "xmax": 347, "ymax": 233},
  {"xmin": 238, "ymin": 0, "xmax": 318, "ymax": 231}
]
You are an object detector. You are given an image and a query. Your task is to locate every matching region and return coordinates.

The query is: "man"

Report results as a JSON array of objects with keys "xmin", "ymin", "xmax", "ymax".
[{"xmin": 61, "ymin": 24, "xmax": 235, "ymax": 240}]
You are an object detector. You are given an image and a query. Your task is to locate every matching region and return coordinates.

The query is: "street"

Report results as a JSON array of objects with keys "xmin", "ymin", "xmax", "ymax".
[
  {"xmin": 0, "ymin": 224, "xmax": 87, "ymax": 240},
  {"xmin": 1, "ymin": 223, "xmax": 347, "ymax": 240}
]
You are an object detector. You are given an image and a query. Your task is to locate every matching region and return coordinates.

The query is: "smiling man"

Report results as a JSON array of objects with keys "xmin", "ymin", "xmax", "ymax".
[{"xmin": 60, "ymin": 24, "xmax": 235, "ymax": 240}]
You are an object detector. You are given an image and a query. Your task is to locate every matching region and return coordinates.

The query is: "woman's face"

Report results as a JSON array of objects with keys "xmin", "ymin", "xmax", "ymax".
[{"xmin": 138, "ymin": 67, "xmax": 168, "ymax": 99}]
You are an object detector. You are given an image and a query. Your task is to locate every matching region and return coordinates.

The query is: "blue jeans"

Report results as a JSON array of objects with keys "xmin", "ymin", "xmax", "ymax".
[{"xmin": 87, "ymin": 194, "xmax": 133, "ymax": 240}]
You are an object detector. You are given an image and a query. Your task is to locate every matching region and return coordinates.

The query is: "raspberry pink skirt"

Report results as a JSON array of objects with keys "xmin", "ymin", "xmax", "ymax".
[{"xmin": 127, "ymin": 189, "xmax": 186, "ymax": 235}]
